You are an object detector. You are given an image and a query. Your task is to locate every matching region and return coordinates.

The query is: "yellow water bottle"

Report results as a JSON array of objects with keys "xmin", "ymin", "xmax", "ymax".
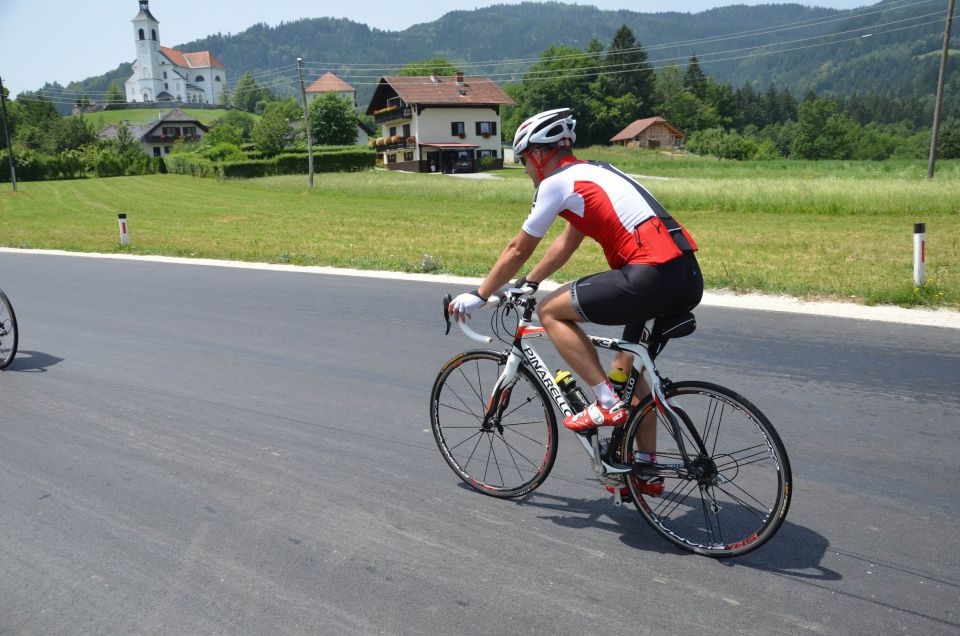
[
  {"xmin": 555, "ymin": 370, "xmax": 589, "ymax": 412},
  {"xmin": 609, "ymin": 368, "xmax": 630, "ymax": 399}
]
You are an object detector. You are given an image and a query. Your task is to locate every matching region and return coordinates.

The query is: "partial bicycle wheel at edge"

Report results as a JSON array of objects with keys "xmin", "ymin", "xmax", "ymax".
[
  {"xmin": 431, "ymin": 350, "xmax": 558, "ymax": 498},
  {"xmin": 0, "ymin": 289, "xmax": 18, "ymax": 370},
  {"xmin": 620, "ymin": 381, "xmax": 791, "ymax": 557}
]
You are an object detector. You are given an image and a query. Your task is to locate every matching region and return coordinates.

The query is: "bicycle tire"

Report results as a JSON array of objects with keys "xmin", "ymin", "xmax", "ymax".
[
  {"xmin": 430, "ymin": 349, "xmax": 558, "ymax": 498},
  {"xmin": 620, "ymin": 381, "xmax": 792, "ymax": 557},
  {"xmin": 0, "ymin": 289, "xmax": 17, "ymax": 370}
]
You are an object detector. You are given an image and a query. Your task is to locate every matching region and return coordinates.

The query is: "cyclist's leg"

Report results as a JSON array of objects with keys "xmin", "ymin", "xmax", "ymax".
[{"xmin": 537, "ymin": 284, "xmax": 607, "ymax": 387}]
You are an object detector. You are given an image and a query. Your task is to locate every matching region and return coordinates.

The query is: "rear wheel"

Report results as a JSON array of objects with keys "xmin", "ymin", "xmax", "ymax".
[
  {"xmin": 0, "ymin": 290, "xmax": 18, "ymax": 370},
  {"xmin": 431, "ymin": 350, "xmax": 558, "ymax": 498},
  {"xmin": 620, "ymin": 381, "xmax": 791, "ymax": 557}
]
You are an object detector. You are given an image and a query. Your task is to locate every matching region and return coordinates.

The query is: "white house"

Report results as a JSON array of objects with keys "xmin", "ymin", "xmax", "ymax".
[
  {"xmin": 124, "ymin": 1, "xmax": 227, "ymax": 105},
  {"xmin": 365, "ymin": 72, "xmax": 513, "ymax": 173},
  {"xmin": 98, "ymin": 108, "xmax": 209, "ymax": 157},
  {"xmin": 305, "ymin": 72, "xmax": 375, "ymax": 146}
]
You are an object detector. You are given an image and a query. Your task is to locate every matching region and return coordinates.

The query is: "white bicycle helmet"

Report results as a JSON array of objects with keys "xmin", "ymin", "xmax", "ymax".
[{"xmin": 513, "ymin": 108, "xmax": 577, "ymax": 155}]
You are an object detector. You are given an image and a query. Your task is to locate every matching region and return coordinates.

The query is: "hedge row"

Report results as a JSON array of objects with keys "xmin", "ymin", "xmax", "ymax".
[
  {"xmin": 0, "ymin": 149, "xmax": 165, "ymax": 182},
  {"xmin": 167, "ymin": 150, "xmax": 375, "ymax": 179}
]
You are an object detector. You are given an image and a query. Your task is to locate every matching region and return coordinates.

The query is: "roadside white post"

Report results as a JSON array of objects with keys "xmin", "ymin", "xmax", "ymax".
[
  {"xmin": 914, "ymin": 222, "xmax": 926, "ymax": 287},
  {"xmin": 118, "ymin": 213, "xmax": 130, "ymax": 247}
]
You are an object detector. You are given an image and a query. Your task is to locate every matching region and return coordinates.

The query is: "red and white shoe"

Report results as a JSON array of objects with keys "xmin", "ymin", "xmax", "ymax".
[
  {"xmin": 605, "ymin": 477, "xmax": 665, "ymax": 501},
  {"xmin": 563, "ymin": 401, "xmax": 629, "ymax": 432}
]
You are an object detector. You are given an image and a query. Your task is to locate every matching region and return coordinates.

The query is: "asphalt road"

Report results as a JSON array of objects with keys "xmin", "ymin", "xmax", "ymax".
[{"xmin": 1, "ymin": 251, "xmax": 958, "ymax": 635}]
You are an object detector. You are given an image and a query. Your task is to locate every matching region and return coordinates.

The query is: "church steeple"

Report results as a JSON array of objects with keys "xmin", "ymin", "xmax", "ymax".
[
  {"xmin": 131, "ymin": 0, "xmax": 161, "ymax": 100},
  {"xmin": 134, "ymin": 1, "xmax": 159, "ymax": 23}
]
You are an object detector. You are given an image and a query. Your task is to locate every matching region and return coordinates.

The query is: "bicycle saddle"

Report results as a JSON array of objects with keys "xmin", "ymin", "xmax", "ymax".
[{"xmin": 642, "ymin": 311, "xmax": 696, "ymax": 357}]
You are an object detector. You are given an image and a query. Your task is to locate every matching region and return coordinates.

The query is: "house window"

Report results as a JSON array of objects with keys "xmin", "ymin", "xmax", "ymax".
[
  {"xmin": 153, "ymin": 147, "xmax": 161, "ymax": 157},
  {"xmin": 143, "ymin": 93, "xmax": 149, "ymax": 101},
  {"xmin": 389, "ymin": 126, "xmax": 397, "ymax": 137},
  {"xmin": 164, "ymin": 83, "xmax": 169, "ymax": 90},
  {"xmin": 478, "ymin": 149, "xmax": 497, "ymax": 158},
  {"xmin": 195, "ymin": 75, "xmax": 205, "ymax": 82},
  {"xmin": 476, "ymin": 121, "xmax": 497, "ymax": 136},
  {"xmin": 451, "ymin": 122, "xmax": 465, "ymax": 137},
  {"xmin": 183, "ymin": 126, "xmax": 197, "ymax": 139},
  {"xmin": 402, "ymin": 124, "xmax": 411, "ymax": 137},
  {"xmin": 151, "ymin": 29, "xmax": 157, "ymax": 40},
  {"xmin": 163, "ymin": 71, "xmax": 168, "ymax": 79},
  {"xmin": 139, "ymin": 29, "xmax": 145, "ymax": 40},
  {"xmin": 164, "ymin": 146, "xmax": 171, "ymax": 154},
  {"xmin": 387, "ymin": 154, "xmax": 397, "ymax": 163},
  {"xmin": 404, "ymin": 151, "xmax": 414, "ymax": 161},
  {"xmin": 215, "ymin": 75, "xmax": 221, "ymax": 82}
]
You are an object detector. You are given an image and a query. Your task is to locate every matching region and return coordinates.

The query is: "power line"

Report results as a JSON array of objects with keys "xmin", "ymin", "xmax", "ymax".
[
  {"xmin": 297, "ymin": 12, "xmax": 946, "ymax": 85},
  {"xmin": 298, "ymin": 0, "xmax": 941, "ymax": 72}
]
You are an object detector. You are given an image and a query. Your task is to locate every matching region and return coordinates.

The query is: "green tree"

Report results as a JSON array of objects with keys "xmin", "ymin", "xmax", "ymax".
[
  {"xmin": 936, "ymin": 118, "xmax": 960, "ymax": 160},
  {"xmin": 791, "ymin": 97, "xmax": 858, "ymax": 160},
  {"xmin": 504, "ymin": 44, "xmax": 602, "ymax": 146},
  {"xmin": 51, "ymin": 116, "xmax": 96, "ymax": 153},
  {"xmin": 398, "ymin": 57, "xmax": 459, "ymax": 76},
  {"xmin": 308, "ymin": 93, "xmax": 357, "ymax": 145},
  {"xmin": 654, "ymin": 68, "xmax": 717, "ymax": 133},
  {"xmin": 212, "ymin": 110, "xmax": 256, "ymax": 140},
  {"xmin": 203, "ymin": 122, "xmax": 243, "ymax": 147},
  {"xmin": 233, "ymin": 71, "xmax": 273, "ymax": 113},
  {"xmin": 251, "ymin": 108, "xmax": 291, "ymax": 156},
  {"xmin": 104, "ymin": 83, "xmax": 125, "ymax": 106},
  {"xmin": 683, "ymin": 56, "xmax": 708, "ymax": 101},
  {"xmin": 602, "ymin": 25, "xmax": 654, "ymax": 108}
]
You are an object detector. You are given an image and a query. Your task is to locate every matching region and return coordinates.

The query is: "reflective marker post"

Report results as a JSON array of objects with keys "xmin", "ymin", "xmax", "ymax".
[
  {"xmin": 914, "ymin": 222, "xmax": 926, "ymax": 287},
  {"xmin": 118, "ymin": 213, "xmax": 130, "ymax": 246}
]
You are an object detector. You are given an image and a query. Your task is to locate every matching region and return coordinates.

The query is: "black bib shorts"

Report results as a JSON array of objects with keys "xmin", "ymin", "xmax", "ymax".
[{"xmin": 569, "ymin": 253, "xmax": 703, "ymax": 343}]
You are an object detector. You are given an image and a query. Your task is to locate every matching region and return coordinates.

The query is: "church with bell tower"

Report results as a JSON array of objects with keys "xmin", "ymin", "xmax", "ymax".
[{"xmin": 124, "ymin": 1, "xmax": 227, "ymax": 105}]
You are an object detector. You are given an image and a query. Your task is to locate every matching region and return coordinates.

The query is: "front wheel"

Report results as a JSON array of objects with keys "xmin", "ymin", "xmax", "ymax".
[
  {"xmin": 0, "ymin": 289, "xmax": 18, "ymax": 370},
  {"xmin": 620, "ymin": 381, "xmax": 792, "ymax": 557},
  {"xmin": 430, "ymin": 350, "xmax": 558, "ymax": 498}
]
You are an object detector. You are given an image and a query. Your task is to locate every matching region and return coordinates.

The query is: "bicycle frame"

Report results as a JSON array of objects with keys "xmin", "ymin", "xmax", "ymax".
[{"xmin": 462, "ymin": 294, "xmax": 700, "ymax": 481}]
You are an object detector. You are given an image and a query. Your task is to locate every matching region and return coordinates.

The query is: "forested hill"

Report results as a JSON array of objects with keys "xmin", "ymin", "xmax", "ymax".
[{"xmin": 40, "ymin": 0, "xmax": 956, "ymax": 112}]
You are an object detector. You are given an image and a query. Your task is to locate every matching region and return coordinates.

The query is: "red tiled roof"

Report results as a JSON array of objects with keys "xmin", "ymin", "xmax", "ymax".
[
  {"xmin": 375, "ymin": 75, "xmax": 513, "ymax": 110},
  {"xmin": 161, "ymin": 46, "xmax": 225, "ymax": 69},
  {"xmin": 306, "ymin": 72, "xmax": 355, "ymax": 93},
  {"xmin": 610, "ymin": 117, "xmax": 683, "ymax": 142}
]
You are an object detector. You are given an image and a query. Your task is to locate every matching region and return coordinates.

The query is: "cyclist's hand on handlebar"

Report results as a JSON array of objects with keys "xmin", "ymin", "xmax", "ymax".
[
  {"xmin": 449, "ymin": 290, "xmax": 486, "ymax": 322},
  {"xmin": 512, "ymin": 276, "xmax": 539, "ymax": 293}
]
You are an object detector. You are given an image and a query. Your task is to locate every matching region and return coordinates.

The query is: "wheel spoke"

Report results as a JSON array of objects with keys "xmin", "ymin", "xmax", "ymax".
[
  {"xmin": 625, "ymin": 384, "xmax": 790, "ymax": 556},
  {"xmin": 715, "ymin": 479, "xmax": 771, "ymax": 517},
  {"xmin": 432, "ymin": 353, "xmax": 557, "ymax": 497}
]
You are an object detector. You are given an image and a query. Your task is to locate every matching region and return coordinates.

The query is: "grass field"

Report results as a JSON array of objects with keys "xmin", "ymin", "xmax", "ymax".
[
  {"xmin": 1, "ymin": 155, "xmax": 957, "ymax": 308},
  {"xmin": 78, "ymin": 108, "xmax": 253, "ymax": 131}
]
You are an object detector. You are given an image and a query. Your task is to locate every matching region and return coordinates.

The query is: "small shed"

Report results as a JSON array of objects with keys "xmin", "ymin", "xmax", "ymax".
[{"xmin": 610, "ymin": 117, "xmax": 684, "ymax": 150}]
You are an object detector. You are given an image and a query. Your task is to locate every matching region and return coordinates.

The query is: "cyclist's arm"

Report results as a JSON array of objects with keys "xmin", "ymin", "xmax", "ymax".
[
  {"xmin": 524, "ymin": 223, "xmax": 585, "ymax": 284},
  {"xmin": 477, "ymin": 230, "xmax": 541, "ymax": 298}
]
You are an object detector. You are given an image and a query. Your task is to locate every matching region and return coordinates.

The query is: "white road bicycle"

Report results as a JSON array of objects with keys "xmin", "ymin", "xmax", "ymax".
[
  {"xmin": 431, "ymin": 287, "xmax": 792, "ymax": 557},
  {"xmin": 0, "ymin": 288, "xmax": 18, "ymax": 370}
]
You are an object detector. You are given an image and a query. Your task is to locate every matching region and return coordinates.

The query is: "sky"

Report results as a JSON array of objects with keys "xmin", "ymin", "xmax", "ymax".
[{"xmin": 0, "ymin": 0, "xmax": 875, "ymax": 98}]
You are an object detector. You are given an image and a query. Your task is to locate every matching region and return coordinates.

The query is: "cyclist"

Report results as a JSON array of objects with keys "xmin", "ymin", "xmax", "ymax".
[{"xmin": 449, "ymin": 108, "xmax": 703, "ymax": 495}]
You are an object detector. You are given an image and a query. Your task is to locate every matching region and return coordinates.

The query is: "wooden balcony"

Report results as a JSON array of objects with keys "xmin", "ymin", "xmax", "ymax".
[{"xmin": 373, "ymin": 106, "xmax": 412, "ymax": 124}]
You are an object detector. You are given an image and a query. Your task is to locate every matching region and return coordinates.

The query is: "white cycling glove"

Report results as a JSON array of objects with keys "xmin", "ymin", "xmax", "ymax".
[{"xmin": 450, "ymin": 290, "xmax": 486, "ymax": 321}]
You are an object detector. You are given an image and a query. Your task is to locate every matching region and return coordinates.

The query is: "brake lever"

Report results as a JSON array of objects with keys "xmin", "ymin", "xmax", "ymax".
[{"xmin": 443, "ymin": 293, "xmax": 452, "ymax": 335}]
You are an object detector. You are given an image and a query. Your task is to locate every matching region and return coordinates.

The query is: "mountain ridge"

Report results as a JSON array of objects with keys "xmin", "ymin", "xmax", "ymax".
[{"xmin": 33, "ymin": 1, "xmax": 956, "ymax": 116}]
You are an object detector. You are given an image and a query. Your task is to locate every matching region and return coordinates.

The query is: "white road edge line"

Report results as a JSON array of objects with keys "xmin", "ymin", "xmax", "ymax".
[{"xmin": 2, "ymin": 247, "xmax": 957, "ymax": 330}]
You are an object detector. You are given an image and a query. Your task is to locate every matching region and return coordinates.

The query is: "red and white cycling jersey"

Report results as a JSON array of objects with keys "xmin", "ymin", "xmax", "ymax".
[{"xmin": 522, "ymin": 157, "xmax": 697, "ymax": 269}]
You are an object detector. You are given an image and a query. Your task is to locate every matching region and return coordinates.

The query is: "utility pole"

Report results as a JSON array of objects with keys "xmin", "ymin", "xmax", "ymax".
[
  {"xmin": 0, "ymin": 76, "xmax": 17, "ymax": 192},
  {"xmin": 928, "ymin": 0, "xmax": 956, "ymax": 179},
  {"xmin": 296, "ymin": 58, "xmax": 315, "ymax": 188}
]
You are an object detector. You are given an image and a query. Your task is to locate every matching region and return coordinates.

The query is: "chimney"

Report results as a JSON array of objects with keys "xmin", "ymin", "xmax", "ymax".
[{"xmin": 456, "ymin": 71, "xmax": 464, "ymax": 85}]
